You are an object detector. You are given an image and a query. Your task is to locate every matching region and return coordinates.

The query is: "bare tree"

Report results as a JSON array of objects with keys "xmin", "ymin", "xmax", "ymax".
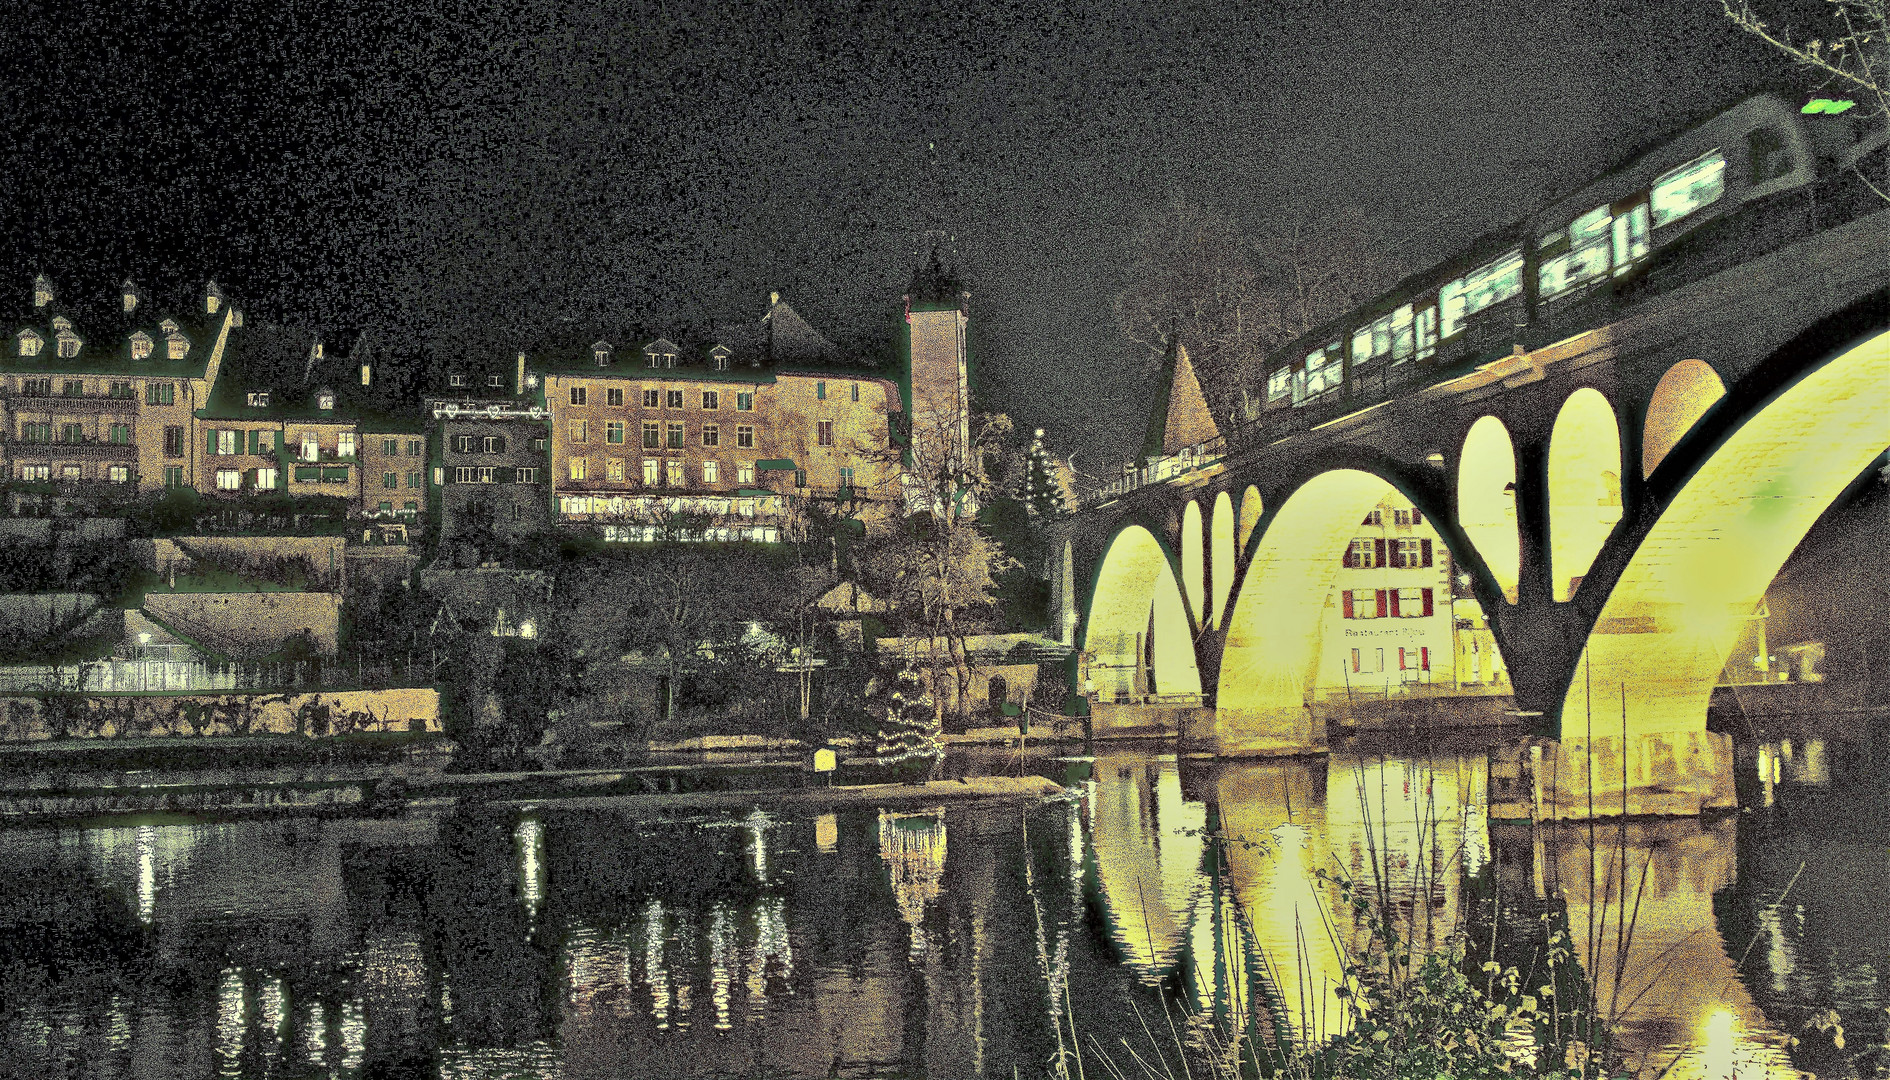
[
  {"xmin": 859, "ymin": 409, "xmax": 1020, "ymax": 725},
  {"xmin": 1723, "ymin": 0, "xmax": 1890, "ymax": 199},
  {"xmin": 1112, "ymin": 197, "xmax": 1402, "ymax": 422}
]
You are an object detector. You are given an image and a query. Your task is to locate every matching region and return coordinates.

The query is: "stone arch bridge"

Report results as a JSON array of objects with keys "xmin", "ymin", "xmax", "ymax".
[{"xmin": 1049, "ymin": 209, "xmax": 1889, "ymax": 817}]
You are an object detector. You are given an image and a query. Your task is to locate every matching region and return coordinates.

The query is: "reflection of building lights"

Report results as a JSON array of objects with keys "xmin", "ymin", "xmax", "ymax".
[
  {"xmin": 814, "ymin": 812, "xmax": 838, "ymax": 854},
  {"xmin": 644, "ymin": 900, "xmax": 671, "ymax": 1029},
  {"xmin": 880, "ymin": 811, "xmax": 948, "ymax": 957},
  {"xmin": 215, "ymin": 968, "xmax": 246, "ymax": 1069},
  {"xmin": 306, "ymin": 1001, "xmax": 327, "ymax": 1060},
  {"xmin": 745, "ymin": 809, "xmax": 770, "ymax": 882},
  {"xmin": 136, "ymin": 825, "xmax": 156, "ymax": 923},
  {"xmin": 1699, "ymin": 1006, "xmax": 1738, "ymax": 1080},
  {"xmin": 515, "ymin": 818, "xmax": 546, "ymax": 921},
  {"xmin": 519, "ymin": 620, "xmax": 536, "ymax": 639}
]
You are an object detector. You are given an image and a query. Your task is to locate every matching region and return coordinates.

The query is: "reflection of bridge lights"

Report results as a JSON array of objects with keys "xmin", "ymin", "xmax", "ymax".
[
  {"xmin": 1700, "ymin": 1006, "xmax": 1738, "ymax": 1080},
  {"xmin": 136, "ymin": 825, "xmax": 156, "ymax": 923}
]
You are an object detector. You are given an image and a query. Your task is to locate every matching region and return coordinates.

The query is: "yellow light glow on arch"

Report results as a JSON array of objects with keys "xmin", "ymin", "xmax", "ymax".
[
  {"xmin": 1237, "ymin": 486, "xmax": 1264, "ymax": 553},
  {"xmin": 1642, "ymin": 359, "xmax": 1726, "ymax": 479},
  {"xmin": 1217, "ymin": 469, "xmax": 1391, "ymax": 753},
  {"xmin": 1181, "ymin": 500, "xmax": 1205, "ymax": 628},
  {"xmin": 1085, "ymin": 525, "xmax": 1203, "ymax": 700},
  {"xmin": 1565, "ymin": 327, "xmax": 1890, "ymax": 737},
  {"xmin": 1458, "ymin": 416, "xmax": 1520, "ymax": 604},
  {"xmin": 1211, "ymin": 491, "xmax": 1235, "ymax": 629},
  {"xmin": 1548, "ymin": 388, "xmax": 1624, "ymax": 602}
]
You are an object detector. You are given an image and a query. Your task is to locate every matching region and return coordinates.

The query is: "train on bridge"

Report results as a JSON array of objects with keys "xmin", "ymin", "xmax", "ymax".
[{"xmin": 1088, "ymin": 91, "xmax": 1887, "ymax": 507}]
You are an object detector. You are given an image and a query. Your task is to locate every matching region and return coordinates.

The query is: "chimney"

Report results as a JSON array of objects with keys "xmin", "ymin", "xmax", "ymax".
[
  {"xmin": 515, "ymin": 351, "xmax": 527, "ymax": 396},
  {"xmin": 121, "ymin": 279, "xmax": 140, "ymax": 314},
  {"xmin": 32, "ymin": 274, "xmax": 52, "ymax": 310},
  {"xmin": 360, "ymin": 361, "xmax": 372, "ymax": 386},
  {"xmin": 204, "ymin": 280, "xmax": 223, "ymax": 315},
  {"xmin": 310, "ymin": 341, "xmax": 323, "ymax": 360},
  {"xmin": 769, "ymin": 290, "xmax": 780, "ymax": 306}
]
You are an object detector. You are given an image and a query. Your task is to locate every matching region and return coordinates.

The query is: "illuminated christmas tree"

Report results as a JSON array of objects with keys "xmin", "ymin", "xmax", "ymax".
[
  {"xmin": 871, "ymin": 660, "xmax": 941, "ymax": 780},
  {"xmin": 1022, "ymin": 427, "xmax": 1069, "ymax": 517}
]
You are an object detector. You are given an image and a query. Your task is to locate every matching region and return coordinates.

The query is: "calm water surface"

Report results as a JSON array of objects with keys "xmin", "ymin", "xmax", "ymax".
[{"xmin": 0, "ymin": 727, "xmax": 1882, "ymax": 1079}]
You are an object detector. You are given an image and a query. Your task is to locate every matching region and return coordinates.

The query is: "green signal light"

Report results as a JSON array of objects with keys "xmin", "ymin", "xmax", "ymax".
[{"xmin": 1802, "ymin": 98, "xmax": 1856, "ymax": 114}]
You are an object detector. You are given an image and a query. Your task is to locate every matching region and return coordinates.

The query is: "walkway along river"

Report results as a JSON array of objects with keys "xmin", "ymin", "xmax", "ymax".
[{"xmin": 0, "ymin": 722, "xmax": 1881, "ymax": 1078}]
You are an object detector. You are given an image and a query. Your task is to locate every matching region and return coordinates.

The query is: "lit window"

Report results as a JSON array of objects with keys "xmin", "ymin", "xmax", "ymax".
[
  {"xmin": 1414, "ymin": 307, "xmax": 1438, "ymax": 360},
  {"xmin": 738, "ymin": 463, "xmax": 755, "ymax": 484},
  {"xmin": 130, "ymin": 333, "xmax": 153, "ymax": 360},
  {"xmin": 214, "ymin": 429, "xmax": 238, "ymax": 455},
  {"xmin": 1440, "ymin": 249, "xmax": 1524, "ymax": 337},
  {"xmin": 257, "ymin": 467, "xmax": 278, "ymax": 489},
  {"xmin": 607, "ymin": 458, "xmax": 625, "ymax": 482},
  {"xmin": 216, "ymin": 469, "xmax": 242, "ymax": 491},
  {"xmin": 1650, "ymin": 150, "xmax": 1725, "ymax": 228},
  {"xmin": 57, "ymin": 333, "xmax": 81, "ymax": 359},
  {"xmin": 338, "ymin": 433, "xmax": 356, "ymax": 458},
  {"xmin": 569, "ymin": 457, "xmax": 588, "ymax": 480},
  {"xmin": 108, "ymin": 465, "xmax": 130, "ymax": 483},
  {"xmin": 1611, "ymin": 202, "xmax": 1650, "ymax": 273},
  {"xmin": 569, "ymin": 419, "xmax": 588, "ymax": 442},
  {"xmin": 642, "ymin": 459, "xmax": 659, "ymax": 484},
  {"xmin": 21, "ymin": 465, "xmax": 49, "ymax": 481},
  {"xmin": 167, "ymin": 334, "xmax": 189, "ymax": 360},
  {"xmin": 666, "ymin": 460, "xmax": 684, "ymax": 485},
  {"xmin": 17, "ymin": 330, "xmax": 42, "ymax": 357},
  {"xmin": 703, "ymin": 460, "xmax": 720, "ymax": 484}
]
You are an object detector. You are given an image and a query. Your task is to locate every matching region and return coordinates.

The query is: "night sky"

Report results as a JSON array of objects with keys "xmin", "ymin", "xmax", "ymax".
[{"xmin": 0, "ymin": 0, "xmax": 1831, "ymax": 472}]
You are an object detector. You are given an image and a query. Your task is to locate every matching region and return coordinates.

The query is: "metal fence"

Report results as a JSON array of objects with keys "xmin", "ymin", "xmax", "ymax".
[{"xmin": 0, "ymin": 655, "xmax": 433, "ymax": 695}]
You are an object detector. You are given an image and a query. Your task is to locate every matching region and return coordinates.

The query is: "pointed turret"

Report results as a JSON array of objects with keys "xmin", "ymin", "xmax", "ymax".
[{"xmin": 1141, "ymin": 339, "xmax": 1221, "ymax": 463}]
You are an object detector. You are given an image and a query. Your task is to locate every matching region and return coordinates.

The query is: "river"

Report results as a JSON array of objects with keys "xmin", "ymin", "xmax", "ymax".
[{"xmin": 0, "ymin": 723, "xmax": 1881, "ymax": 1079}]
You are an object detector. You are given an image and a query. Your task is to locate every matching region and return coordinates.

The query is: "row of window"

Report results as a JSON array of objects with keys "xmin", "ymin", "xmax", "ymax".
[
  {"xmin": 17, "ymin": 464, "xmax": 135, "ymax": 483},
  {"xmin": 15, "ymin": 422, "xmax": 134, "ymax": 445},
  {"xmin": 1351, "ymin": 646, "xmax": 1431, "ymax": 673},
  {"xmin": 569, "ymin": 386, "xmax": 758, "ymax": 411},
  {"xmin": 1342, "ymin": 588, "xmax": 1436, "ymax": 619},
  {"xmin": 14, "ymin": 331, "xmax": 190, "ymax": 361},
  {"xmin": 1343, "ymin": 538, "xmax": 1435, "ymax": 569},
  {"xmin": 12, "ymin": 377, "xmax": 182, "ymax": 404},
  {"xmin": 379, "ymin": 438, "xmax": 425, "ymax": 457},
  {"xmin": 380, "ymin": 471, "xmax": 430, "ymax": 489},
  {"xmin": 452, "ymin": 467, "xmax": 539, "ymax": 484},
  {"xmin": 1359, "ymin": 508, "xmax": 1423, "ymax": 527},
  {"xmin": 566, "ymin": 419, "xmax": 844, "ymax": 449},
  {"xmin": 561, "ymin": 495, "xmax": 776, "ymax": 519},
  {"xmin": 1266, "ymin": 149, "xmax": 1729, "ymax": 407},
  {"xmin": 601, "ymin": 524, "xmax": 783, "ymax": 543}
]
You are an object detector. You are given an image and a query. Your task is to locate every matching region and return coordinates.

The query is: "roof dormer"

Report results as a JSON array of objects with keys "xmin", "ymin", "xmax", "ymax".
[
  {"xmin": 592, "ymin": 340, "xmax": 613, "ymax": 367},
  {"xmin": 16, "ymin": 329, "xmax": 43, "ymax": 358},
  {"xmin": 51, "ymin": 315, "xmax": 73, "ymax": 332},
  {"xmin": 316, "ymin": 387, "xmax": 335, "ymax": 411},
  {"xmin": 55, "ymin": 328, "xmax": 81, "ymax": 359},
  {"xmin": 166, "ymin": 330, "xmax": 190, "ymax": 360},
  {"xmin": 159, "ymin": 318, "xmax": 179, "ymax": 334},
  {"xmin": 643, "ymin": 337, "xmax": 680, "ymax": 369},
  {"xmin": 247, "ymin": 390, "xmax": 271, "ymax": 408},
  {"xmin": 121, "ymin": 279, "xmax": 142, "ymax": 314},
  {"xmin": 709, "ymin": 344, "xmax": 733, "ymax": 371},
  {"xmin": 129, "ymin": 330, "xmax": 154, "ymax": 360},
  {"xmin": 32, "ymin": 275, "xmax": 52, "ymax": 310}
]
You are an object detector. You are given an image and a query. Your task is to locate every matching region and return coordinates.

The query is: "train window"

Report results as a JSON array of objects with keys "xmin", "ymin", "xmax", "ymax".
[
  {"xmin": 1611, "ymin": 202, "xmax": 1650, "ymax": 273},
  {"xmin": 1414, "ymin": 307, "xmax": 1437, "ymax": 359},
  {"xmin": 1747, "ymin": 127, "xmax": 1791, "ymax": 182},
  {"xmin": 1301, "ymin": 343, "xmax": 1343, "ymax": 403},
  {"xmin": 1351, "ymin": 305, "xmax": 1417, "ymax": 366},
  {"xmin": 1441, "ymin": 250, "xmax": 1523, "ymax": 336},
  {"xmin": 1539, "ymin": 206, "xmax": 1613, "ymax": 299},
  {"xmin": 1267, "ymin": 365, "xmax": 1294, "ymax": 406},
  {"xmin": 1351, "ymin": 325, "xmax": 1373, "ymax": 363},
  {"xmin": 1651, "ymin": 150, "xmax": 1725, "ymax": 227},
  {"xmin": 1390, "ymin": 305, "xmax": 1413, "ymax": 360}
]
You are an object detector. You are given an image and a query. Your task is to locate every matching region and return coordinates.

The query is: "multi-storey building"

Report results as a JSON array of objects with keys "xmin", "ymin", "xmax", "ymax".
[
  {"xmin": 430, "ymin": 351, "xmax": 552, "ymax": 544},
  {"xmin": 1317, "ymin": 492, "xmax": 1458, "ymax": 694},
  {"xmin": 536, "ymin": 296, "xmax": 905, "ymax": 542},
  {"xmin": 1, "ymin": 276, "xmax": 234, "ymax": 511},
  {"xmin": 194, "ymin": 326, "xmax": 430, "ymax": 536}
]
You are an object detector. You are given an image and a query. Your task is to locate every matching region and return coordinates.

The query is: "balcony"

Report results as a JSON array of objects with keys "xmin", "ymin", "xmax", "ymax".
[
  {"xmin": 5, "ymin": 436, "xmax": 139, "ymax": 460},
  {"xmin": 3, "ymin": 391, "xmax": 143, "ymax": 415}
]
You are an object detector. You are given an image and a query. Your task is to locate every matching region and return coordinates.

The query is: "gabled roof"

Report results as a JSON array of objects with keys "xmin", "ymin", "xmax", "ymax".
[
  {"xmin": 198, "ymin": 323, "xmax": 420, "ymax": 430},
  {"xmin": 761, "ymin": 298, "xmax": 843, "ymax": 368}
]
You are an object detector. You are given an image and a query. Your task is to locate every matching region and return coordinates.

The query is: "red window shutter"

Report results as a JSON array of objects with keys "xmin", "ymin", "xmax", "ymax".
[
  {"xmin": 1376, "ymin": 590, "xmax": 1389, "ymax": 618},
  {"xmin": 1421, "ymin": 647, "xmax": 1431, "ymax": 671},
  {"xmin": 1398, "ymin": 647, "xmax": 1407, "ymax": 669},
  {"xmin": 1343, "ymin": 546, "xmax": 1354, "ymax": 568},
  {"xmin": 1422, "ymin": 588, "xmax": 1434, "ymax": 617},
  {"xmin": 1343, "ymin": 592, "xmax": 1354, "ymax": 619},
  {"xmin": 1374, "ymin": 538, "xmax": 1387, "ymax": 567},
  {"xmin": 1412, "ymin": 508, "xmax": 1423, "ymax": 525},
  {"xmin": 1389, "ymin": 590, "xmax": 1402, "ymax": 618},
  {"xmin": 1421, "ymin": 539, "xmax": 1433, "ymax": 567}
]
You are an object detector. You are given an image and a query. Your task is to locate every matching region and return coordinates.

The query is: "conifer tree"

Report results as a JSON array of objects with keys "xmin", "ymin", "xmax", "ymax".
[
  {"xmin": 871, "ymin": 660, "xmax": 942, "ymax": 777},
  {"xmin": 1022, "ymin": 428, "xmax": 1069, "ymax": 517}
]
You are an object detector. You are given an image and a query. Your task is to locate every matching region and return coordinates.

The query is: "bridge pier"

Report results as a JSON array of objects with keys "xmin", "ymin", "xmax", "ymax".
[
  {"xmin": 1491, "ymin": 731, "xmax": 1735, "ymax": 821},
  {"xmin": 1178, "ymin": 705, "xmax": 1327, "ymax": 759}
]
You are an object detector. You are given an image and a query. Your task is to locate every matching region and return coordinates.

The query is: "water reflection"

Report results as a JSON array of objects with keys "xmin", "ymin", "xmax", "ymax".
[{"xmin": 0, "ymin": 729, "xmax": 1880, "ymax": 1077}]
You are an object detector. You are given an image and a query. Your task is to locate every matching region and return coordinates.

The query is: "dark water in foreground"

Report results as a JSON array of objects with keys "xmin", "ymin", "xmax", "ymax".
[{"xmin": 0, "ymin": 727, "xmax": 1882, "ymax": 1079}]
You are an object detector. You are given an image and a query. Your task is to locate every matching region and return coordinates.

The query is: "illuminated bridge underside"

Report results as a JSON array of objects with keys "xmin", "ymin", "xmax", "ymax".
[
  {"xmin": 1087, "ymin": 526, "xmax": 1203, "ymax": 701},
  {"xmin": 1545, "ymin": 328, "xmax": 1890, "ymax": 816},
  {"xmin": 1215, "ymin": 470, "xmax": 1393, "ymax": 755}
]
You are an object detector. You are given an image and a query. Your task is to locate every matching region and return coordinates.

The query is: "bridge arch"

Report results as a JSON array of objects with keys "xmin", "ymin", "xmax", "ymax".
[
  {"xmin": 1458, "ymin": 416, "xmax": 1520, "ymax": 604},
  {"xmin": 1563, "ymin": 326, "xmax": 1890, "ymax": 745},
  {"xmin": 1084, "ymin": 524, "xmax": 1203, "ymax": 702},
  {"xmin": 1548, "ymin": 387, "xmax": 1625, "ymax": 602},
  {"xmin": 1181, "ymin": 500, "xmax": 1205, "ymax": 628},
  {"xmin": 1217, "ymin": 469, "xmax": 1415, "ymax": 753},
  {"xmin": 1210, "ymin": 491, "xmax": 1235, "ymax": 629},
  {"xmin": 1641, "ymin": 359, "xmax": 1726, "ymax": 479},
  {"xmin": 1237, "ymin": 486, "xmax": 1264, "ymax": 553}
]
